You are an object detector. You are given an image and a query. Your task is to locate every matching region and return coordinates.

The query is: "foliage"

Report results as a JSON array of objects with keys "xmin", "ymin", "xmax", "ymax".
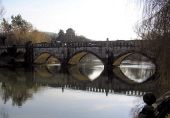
[
  {"xmin": 52, "ymin": 28, "xmax": 91, "ymax": 42},
  {"xmin": 1, "ymin": 18, "xmax": 11, "ymax": 33},
  {"xmin": 11, "ymin": 15, "xmax": 32, "ymax": 32},
  {"xmin": 29, "ymin": 30, "xmax": 51, "ymax": 43},
  {"xmin": 0, "ymin": 14, "xmax": 51, "ymax": 44},
  {"xmin": 1, "ymin": 81, "xmax": 39, "ymax": 106}
]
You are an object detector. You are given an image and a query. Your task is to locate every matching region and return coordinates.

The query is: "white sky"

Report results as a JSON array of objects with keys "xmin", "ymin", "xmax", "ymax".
[{"xmin": 2, "ymin": 0, "xmax": 142, "ymax": 40}]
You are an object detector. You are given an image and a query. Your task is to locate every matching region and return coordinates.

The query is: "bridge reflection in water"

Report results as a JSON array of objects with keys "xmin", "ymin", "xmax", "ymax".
[
  {"xmin": 0, "ymin": 54, "xmax": 159, "ymax": 102},
  {"xmin": 0, "ymin": 63, "xmax": 169, "ymax": 117},
  {"xmin": 0, "ymin": 63, "xmax": 166, "ymax": 96},
  {"xmin": 0, "ymin": 53, "xmax": 166, "ymax": 109}
]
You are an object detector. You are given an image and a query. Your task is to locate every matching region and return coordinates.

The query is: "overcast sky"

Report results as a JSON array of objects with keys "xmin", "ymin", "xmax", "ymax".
[{"xmin": 2, "ymin": 0, "xmax": 142, "ymax": 40}]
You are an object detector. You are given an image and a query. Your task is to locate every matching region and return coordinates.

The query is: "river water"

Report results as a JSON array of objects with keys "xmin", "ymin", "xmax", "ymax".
[{"xmin": 0, "ymin": 57, "xmax": 165, "ymax": 118}]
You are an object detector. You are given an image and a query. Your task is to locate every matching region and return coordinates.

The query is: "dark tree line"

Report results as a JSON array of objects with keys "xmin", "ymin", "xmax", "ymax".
[
  {"xmin": 0, "ymin": 15, "xmax": 91, "ymax": 45},
  {"xmin": 52, "ymin": 28, "xmax": 91, "ymax": 43},
  {"xmin": 0, "ymin": 14, "xmax": 51, "ymax": 45}
]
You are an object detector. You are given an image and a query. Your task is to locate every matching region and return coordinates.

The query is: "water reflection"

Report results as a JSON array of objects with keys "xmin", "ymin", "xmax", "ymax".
[
  {"xmin": 119, "ymin": 61, "xmax": 155, "ymax": 83},
  {"xmin": 68, "ymin": 65, "xmax": 91, "ymax": 81},
  {"xmin": 77, "ymin": 64, "xmax": 104, "ymax": 81},
  {"xmin": 0, "ymin": 69, "xmax": 40, "ymax": 106},
  {"xmin": 78, "ymin": 54, "xmax": 104, "ymax": 81},
  {"xmin": 0, "ymin": 86, "xmax": 138, "ymax": 118},
  {"xmin": 0, "ymin": 67, "xmax": 155, "ymax": 104},
  {"xmin": 0, "ymin": 108, "xmax": 9, "ymax": 118},
  {"xmin": 117, "ymin": 53, "xmax": 156, "ymax": 83},
  {"xmin": 0, "ymin": 68, "xmax": 141, "ymax": 118},
  {"xmin": 0, "ymin": 66, "xmax": 169, "ymax": 118},
  {"xmin": 67, "ymin": 53, "xmax": 104, "ymax": 81},
  {"xmin": 0, "ymin": 54, "xmax": 169, "ymax": 118},
  {"xmin": 46, "ymin": 64, "xmax": 61, "ymax": 74}
]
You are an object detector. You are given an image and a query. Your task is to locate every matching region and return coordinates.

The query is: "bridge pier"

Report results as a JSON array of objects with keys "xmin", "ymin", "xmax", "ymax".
[
  {"xmin": 60, "ymin": 60, "xmax": 69, "ymax": 73},
  {"xmin": 103, "ymin": 52, "xmax": 114, "ymax": 76},
  {"xmin": 24, "ymin": 41, "xmax": 33, "ymax": 68}
]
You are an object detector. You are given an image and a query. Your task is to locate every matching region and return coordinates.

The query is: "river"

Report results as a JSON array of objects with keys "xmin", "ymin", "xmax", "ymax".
[{"xmin": 0, "ymin": 56, "xmax": 169, "ymax": 118}]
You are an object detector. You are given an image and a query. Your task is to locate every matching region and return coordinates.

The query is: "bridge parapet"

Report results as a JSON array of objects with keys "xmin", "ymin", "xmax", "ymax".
[{"xmin": 32, "ymin": 40, "xmax": 141, "ymax": 48}]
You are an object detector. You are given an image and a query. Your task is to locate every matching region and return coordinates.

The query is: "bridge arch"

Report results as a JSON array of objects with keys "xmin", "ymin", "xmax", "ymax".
[
  {"xmin": 68, "ymin": 50, "xmax": 104, "ymax": 65},
  {"xmin": 113, "ymin": 51, "xmax": 156, "ymax": 66},
  {"xmin": 34, "ymin": 52, "xmax": 61, "ymax": 65},
  {"xmin": 113, "ymin": 51, "xmax": 156, "ymax": 84}
]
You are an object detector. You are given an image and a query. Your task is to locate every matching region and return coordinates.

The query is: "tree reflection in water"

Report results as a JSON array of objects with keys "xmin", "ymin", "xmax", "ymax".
[
  {"xmin": 1, "ymin": 82, "xmax": 39, "ymax": 106},
  {"xmin": 0, "ymin": 69, "xmax": 40, "ymax": 106},
  {"xmin": 0, "ymin": 108, "xmax": 9, "ymax": 118}
]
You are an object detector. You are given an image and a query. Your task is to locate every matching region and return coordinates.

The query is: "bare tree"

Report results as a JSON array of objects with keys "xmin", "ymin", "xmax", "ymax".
[
  {"xmin": 0, "ymin": 1, "xmax": 5, "ymax": 45},
  {"xmin": 137, "ymin": 0, "xmax": 170, "ymax": 83},
  {"xmin": 0, "ymin": 0, "xmax": 5, "ymax": 19}
]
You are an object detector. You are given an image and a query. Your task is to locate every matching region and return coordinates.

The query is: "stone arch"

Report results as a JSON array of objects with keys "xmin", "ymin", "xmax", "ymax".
[
  {"xmin": 113, "ymin": 50, "xmax": 156, "ymax": 66},
  {"xmin": 68, "ymin": 50, "xmax": 104, "ymax": 65},
  {"xmin": 113, "ymin": 50, "xmax": 156, "ymax": 84},
  {"xmin": 34, "ymin": 52, "xmax": 60, "ymax": 64}
]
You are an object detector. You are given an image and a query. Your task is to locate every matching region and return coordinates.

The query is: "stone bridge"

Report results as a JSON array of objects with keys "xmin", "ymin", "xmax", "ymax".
[
  {"xmin": 0, "ymin": 40, "xmax": 157, "ymax": 69},
  {"xmin": 32, "ymin": 40, "xmax": 156, "ymax": 68}
]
